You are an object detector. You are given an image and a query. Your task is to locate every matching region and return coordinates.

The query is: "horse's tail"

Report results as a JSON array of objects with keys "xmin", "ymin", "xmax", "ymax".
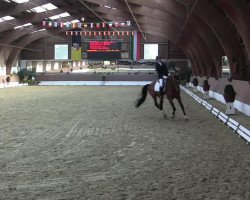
[{"xmin": 135, "ymin": 84, "xmax": 149, "ymax": 108}]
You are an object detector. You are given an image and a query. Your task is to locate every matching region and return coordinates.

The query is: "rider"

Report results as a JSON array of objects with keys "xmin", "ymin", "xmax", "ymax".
[{"xmin": 155, "ymin": 56, "xmax": 169, "ymax": 96}]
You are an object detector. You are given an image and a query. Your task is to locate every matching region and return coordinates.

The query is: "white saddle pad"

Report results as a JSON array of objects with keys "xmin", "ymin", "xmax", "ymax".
[{"xmin": 154, "ymin": 82, "xmax": 160, "ymax": 92}]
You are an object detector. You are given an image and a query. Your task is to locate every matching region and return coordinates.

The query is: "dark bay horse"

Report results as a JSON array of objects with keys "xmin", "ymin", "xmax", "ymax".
[{"xmin": 135, "ymin": 74, "xmax": 187, "ymax": 119}]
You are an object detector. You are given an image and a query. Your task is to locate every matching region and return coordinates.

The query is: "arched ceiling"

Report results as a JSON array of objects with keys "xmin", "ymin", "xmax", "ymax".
[{"xmin": 0, "ymin": 0, "xmax": 249, "ymax": 80}]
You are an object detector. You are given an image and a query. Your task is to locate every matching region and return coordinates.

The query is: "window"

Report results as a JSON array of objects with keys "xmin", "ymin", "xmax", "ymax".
[
  {"xmin": 28, "ymin": 3, "xmax": 57, "ymax": 13},
  {"xmin": 12, "ymin": 0, "xmax": 29, "ymax": 3},
  {"xmin": 0, "ymin": 15, "xmax": 14, "ymax": 23}
]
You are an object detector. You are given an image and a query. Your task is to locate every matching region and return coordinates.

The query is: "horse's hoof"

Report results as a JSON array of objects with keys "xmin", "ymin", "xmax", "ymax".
[
  {"xmin": 162, "ymin": 112, "xmax": 167, "ymax": 119},
  {"xmin": 184, "ymin": 116, "xmax": 189, "ymax": 120}
]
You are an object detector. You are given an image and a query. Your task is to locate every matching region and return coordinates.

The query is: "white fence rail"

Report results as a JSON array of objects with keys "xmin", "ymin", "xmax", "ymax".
[
  {"xmin": 181, "ymin": 85, "xmax": 250, "ymax": 144},
  {"xmin": 0, "ymin": 82, "xmax": 28, "ymax": 89}
]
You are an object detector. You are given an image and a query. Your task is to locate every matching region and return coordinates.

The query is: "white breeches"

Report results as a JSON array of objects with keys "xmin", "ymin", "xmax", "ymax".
[{"xmin": 159, "ymin": 79, "xmax": 163, "ymax": 87}]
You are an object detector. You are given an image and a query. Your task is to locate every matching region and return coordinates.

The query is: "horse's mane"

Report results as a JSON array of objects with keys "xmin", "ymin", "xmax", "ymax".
[
  {"xmin": 168, "ymin": 74, "xmax": 180, "ymax": 84},
  {"xmin": 166, "ymin": 74, "xmax": 180, "ymax": 94}
]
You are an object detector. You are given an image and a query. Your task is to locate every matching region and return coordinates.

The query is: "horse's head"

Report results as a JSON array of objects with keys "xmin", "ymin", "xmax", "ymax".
[
  {"xmin": 168, "ymin": 74, "xmax": 180, "ymax": 86},
  {"xmin": 166, "ymin": 74, "xmax": 180, "ymax": 94}
]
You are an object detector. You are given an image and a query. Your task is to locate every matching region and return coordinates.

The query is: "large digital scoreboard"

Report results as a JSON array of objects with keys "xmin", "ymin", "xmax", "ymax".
[{"xmin": 86, "ymin": 41, "xmax": 121, "ymax": 59}]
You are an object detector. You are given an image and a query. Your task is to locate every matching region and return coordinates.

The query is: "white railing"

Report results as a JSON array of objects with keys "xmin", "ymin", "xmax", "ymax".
[
  {"xmin": 0, "ymin": 82, "xmax": 28, "ymax": 89},
  {"xmin": 180, "ymin": 85, "xmax": 250, "ymax": 144}
]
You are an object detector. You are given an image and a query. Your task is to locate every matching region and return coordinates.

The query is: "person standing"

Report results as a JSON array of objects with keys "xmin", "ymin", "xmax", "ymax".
[{"xmin": 155, "ymin": 56, "xmax": 169, "ymax": 96}]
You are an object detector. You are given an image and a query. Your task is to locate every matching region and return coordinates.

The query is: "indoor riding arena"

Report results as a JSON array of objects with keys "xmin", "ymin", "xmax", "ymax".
[
  {"xmin": 0, "ymin": 85, "xmax": 249, "ymax": 200},
  {"xmin": 0, "ymin": 0, "xmax": 250, "ymax": 200}
]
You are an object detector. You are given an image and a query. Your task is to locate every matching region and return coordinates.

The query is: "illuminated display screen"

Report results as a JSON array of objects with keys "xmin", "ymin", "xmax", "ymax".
[
  {"xmin": 86, "ymin": 41, "xmax": 121, "ymax": 59},
  {"xmin": 87, "ymin": 41, "xmax": 120, "ymax": 52},
  {"xmin": 54, "ymin": 44, "xmax": 68, "ymax": 60},
  {"xmin": 144, "ymin": 44, "xmax": 158, "ymax": 59}
]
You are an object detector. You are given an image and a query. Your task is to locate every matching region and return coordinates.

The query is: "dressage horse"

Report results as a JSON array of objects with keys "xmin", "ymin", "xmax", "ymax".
[{"xmin": 135, "ymin": 74, "xmax": 187, "ymax": 119}]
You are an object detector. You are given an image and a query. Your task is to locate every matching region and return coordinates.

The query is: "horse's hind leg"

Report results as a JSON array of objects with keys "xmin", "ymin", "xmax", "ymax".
[
  {"xmin": 168, "ymin": 99, "xmax": 176, "ymax": 118},
  {"xmin": 152, "ymin": 96, "xmax": 160, "ymax": 109},
  {"xmin": 152, "ymin": 95, "xmax": 167, "ymax": 118},
  {"xmin": 177, "ymin": 97, "xmax": 188, "ymax": 119}
]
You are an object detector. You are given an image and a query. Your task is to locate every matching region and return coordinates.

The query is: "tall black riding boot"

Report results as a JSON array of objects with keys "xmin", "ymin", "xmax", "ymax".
[{"xmin": 160, "ymin": 86, "xmax": 164, "ymax": 96}]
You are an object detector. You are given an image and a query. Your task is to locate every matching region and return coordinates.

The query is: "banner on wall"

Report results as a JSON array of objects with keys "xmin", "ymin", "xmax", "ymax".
[
  {"xmin": 66, "ymin": 30, "xmax": 133, "ymax": 36},
  {"xmin": 42, "ymin": 21, "xmax": 131, "ymax": 29},
  {"xmin": 71, "ymin": 44, "xmax": 81, "ymax": 61},
  {"xmin": 132, "ymin": 31, "xmax": 142, "ymax": 61},
  {"xmin": 71, "ymin": 28, "xmax": 82, "ymax": 61}
]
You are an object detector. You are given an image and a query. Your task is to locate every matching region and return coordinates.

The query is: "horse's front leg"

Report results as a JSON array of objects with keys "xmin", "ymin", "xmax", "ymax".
[
  {"xmin": 168, "ymin": 99, "xmax": 176, "ymax": 118},
  {"xmin": 161, "ymin": 110, "xmax": 167, "ymax": 119},
  {"xmin": 159, "ymin": 96, "xmax": 164, "ymax": 110}
]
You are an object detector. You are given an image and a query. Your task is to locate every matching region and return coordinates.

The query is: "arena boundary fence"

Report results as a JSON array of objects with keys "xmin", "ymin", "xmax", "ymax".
[
  {"xmin": 187, "ymin": 84, "xmax": 250, "ymax": 116},
  {"xmin": 38, "ymin": 81, "xmax": 152, "ymax": 86},
  {"xmin": 181, "ymin": 85, "xmax": 250, "ymax": 144},
  {"xmin": 0, "ymin": 82, "xmax": 28, "ymax": 88}
]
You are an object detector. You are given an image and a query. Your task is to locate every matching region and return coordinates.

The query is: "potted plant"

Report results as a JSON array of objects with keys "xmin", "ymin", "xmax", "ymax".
[
  {"xmin": 17, "ymin": 68, "xmax": 39, "ymax": 85},
  {"xmin": 203, "ymin": 80, "xmax": 210, "ymax": 99},
  {"xmin": 203, "ymin": 80, "xmax": 210, "ymax": 91},
  {"xmin": 223, "ymin": 84, "xmax": 236, "ymax": 115},
  {"xmin": 192, "ymin": 77, "xmax": 198, "ymax": 86},
  {"xmin": 192, "ymin": 77, "xmax": 199, "ymax": 92},
  {"xmin": 6, "ymin": 76, "xmax": 10, "ymax": 83},
  {"xmin": 223, "ymin": 84, "xmax": 236, "ymax": 103}
]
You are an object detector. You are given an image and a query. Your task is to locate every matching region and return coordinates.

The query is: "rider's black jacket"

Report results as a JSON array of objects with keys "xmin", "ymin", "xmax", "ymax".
[{"xmin": 155, "ymin": 62, "xmax": 169, "ymax": 79}]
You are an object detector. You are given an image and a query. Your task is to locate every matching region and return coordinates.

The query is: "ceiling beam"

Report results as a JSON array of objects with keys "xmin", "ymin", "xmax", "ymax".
[
  {"xmin": 77, "ymin": 0, "xmax": 119, "ymax": 32},
  {"xmin": 124, "ymin": 0, "xmax": 146, "ymax": 41},
  {"xmin": 173, "ymin": 0, "xmax": 199, "ymax": 47}
]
